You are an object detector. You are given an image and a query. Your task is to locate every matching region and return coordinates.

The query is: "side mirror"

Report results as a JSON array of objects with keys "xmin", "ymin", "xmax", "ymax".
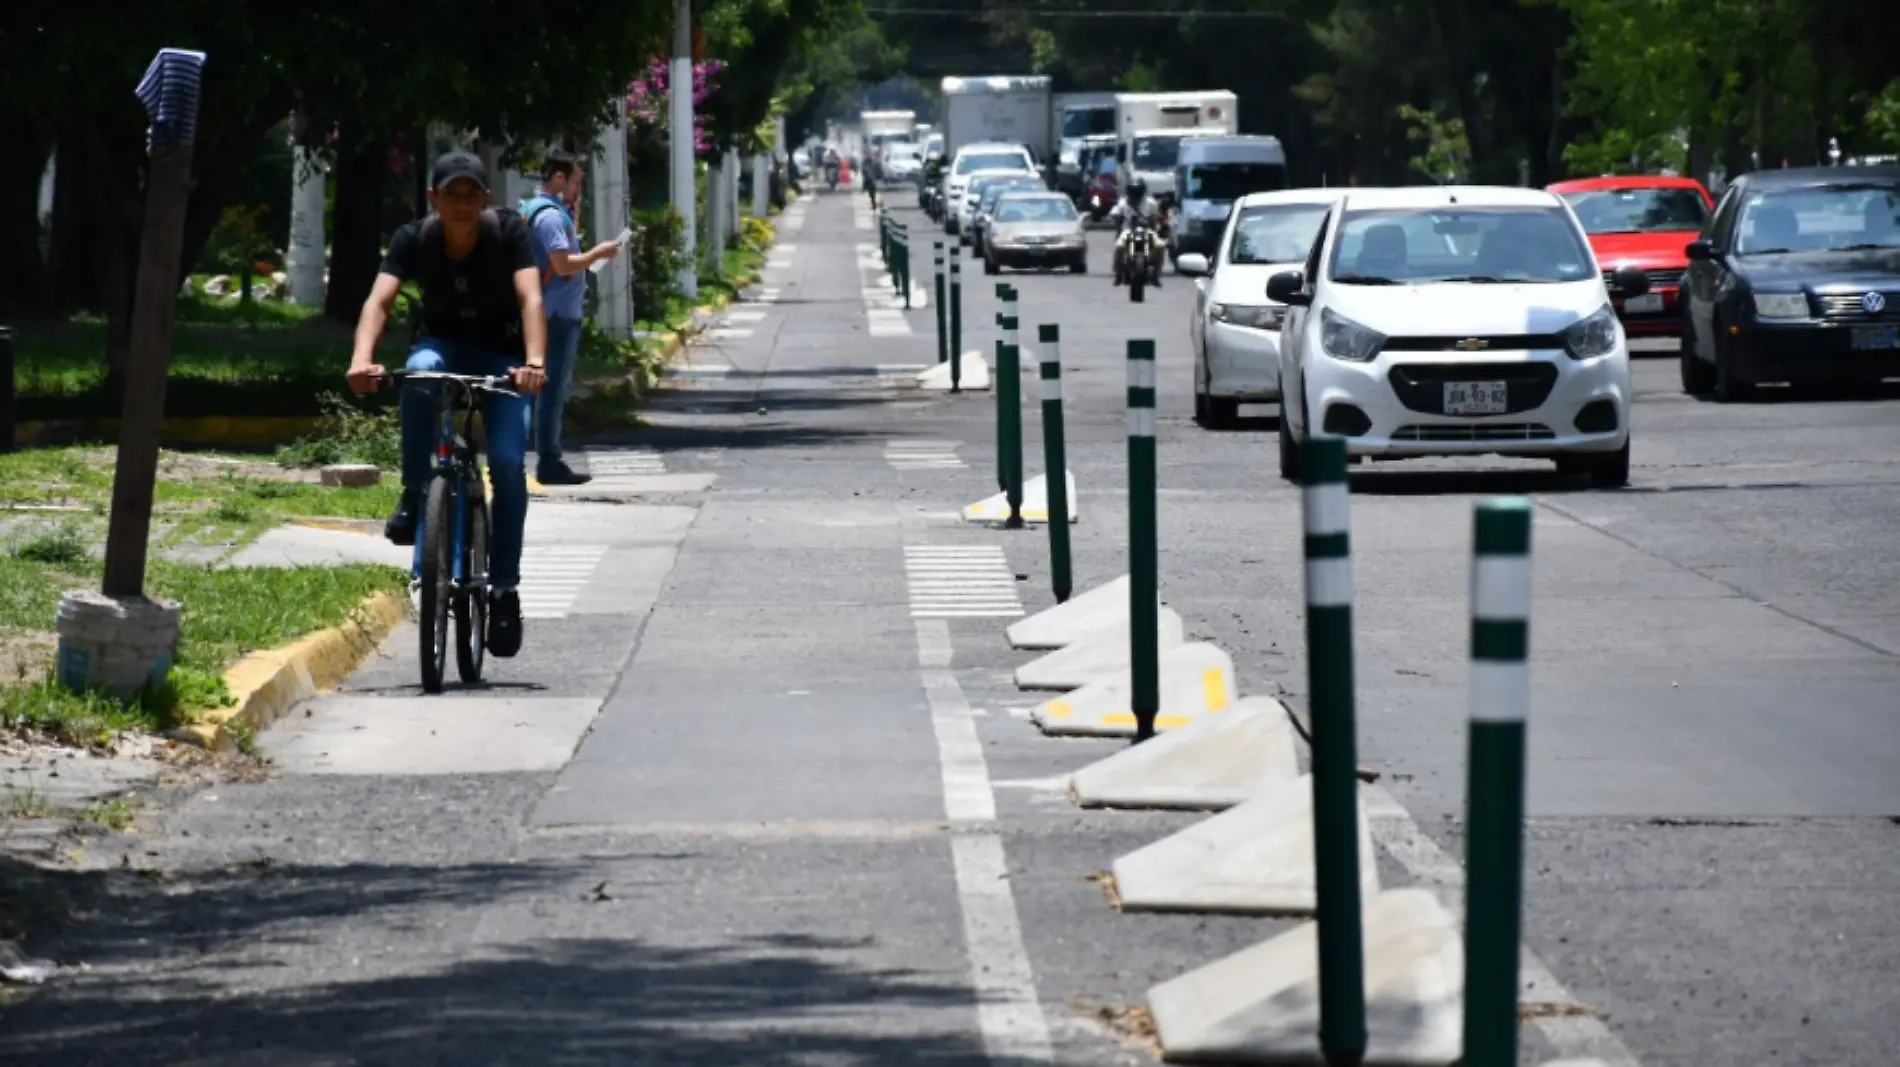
[
  {"xmin": 1684, "ymin": 240, "xmax": 1718, "ymax": 262},
  {"xmin": 1609, "ymin": 266, "xmax": 1651, "ymax": 297},
  {"xmin": 1267, "ymin": 270, "xmax": 1310, "ymax": 306},
  {"xmin": 1177, "ymin": 253, "xmax": 1211, "ymax": 275}
]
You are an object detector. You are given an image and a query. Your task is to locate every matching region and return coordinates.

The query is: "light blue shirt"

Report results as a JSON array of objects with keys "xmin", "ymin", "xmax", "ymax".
[{"xmin": 520, "ymin": 193, "xmax": 585, "ymax": 321}]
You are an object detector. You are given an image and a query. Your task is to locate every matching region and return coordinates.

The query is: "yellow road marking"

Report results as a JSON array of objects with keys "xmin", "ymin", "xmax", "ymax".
[{"xmin": 1202, "ymin": 667, "xmax": 1229, "ymax": 712}]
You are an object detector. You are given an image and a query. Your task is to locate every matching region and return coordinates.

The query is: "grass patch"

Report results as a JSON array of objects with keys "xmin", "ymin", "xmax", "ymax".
[
  {"xmin": 273, "ymin": 394, "xmax": 401, "ymax": 470},
  {"xmin": 0, "ymin": 552, "xmax": 405, "ymax": 745},
  {"xmin": 0, "ymin": 446, "xmax": 401, "ymax": 552},
  {"xmin": 82, "ymin": 793, "xmax": 140, "ymax": 830}
]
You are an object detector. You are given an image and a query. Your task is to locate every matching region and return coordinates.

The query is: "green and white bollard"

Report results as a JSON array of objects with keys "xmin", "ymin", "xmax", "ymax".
[
  {"xmin": 949, "ymin": 245, "xmax": 963, "ymax": 392},
  {"xmin": 1039, "ymin": 324, "xmax": 1072, "ymax": 601},
  {"xmin": 1301, "ymin": 435, "xmax": 1367, "ymax": 1066},
  {"xmin": 1462, "ymin": 497, "xmax": 1533, "ymax": 1067},
  {"xmin": 933, "ymin": 238, "xmax": 948, "ymax": 364},
  {"xmin": 879, "ymin": 209, "xmax": 889, "ymax": 265},
  {"xmin": 895, "ymin": 223, "xmax": 911, "ymax": 308},
  {"xmin": 1127, "ymin": 339, "xmax": 1160, "ymax": 742}
]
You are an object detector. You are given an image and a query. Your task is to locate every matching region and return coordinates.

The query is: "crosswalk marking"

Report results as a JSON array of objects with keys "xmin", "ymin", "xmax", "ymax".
[
  {"xmin": 905, "ymin": 545, "xmax": 1023, "ymax": 618},
  {"xmin": 708, "ymin": 327, "xmax": 754, "ymax": 341},
  {"xmin": 519, "ymin": 544, "xmax": 609, "ymax": 619},
  {"xmin": 579, "ymin": 448, "xmax": 665, "ymax": 491},
  {"xmin": 886, "ymin": 440, "xmax": 965, "ymax": 470},
  {"xmin": 725, "ymin": 310, "xmax": 767, "ymax": 323}
]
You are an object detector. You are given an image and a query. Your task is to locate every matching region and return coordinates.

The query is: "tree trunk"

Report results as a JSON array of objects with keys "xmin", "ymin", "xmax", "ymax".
[
  {"xmin": 324, "ymin": 136, "xmax": 387, "ymax": 324},
  {"xmin": 47, "ymin": 133, "xmax": 103, "ymax": 315},
  {"xmin": 0, "ymin": 115, "xmax": 50, "ymax": 318}
]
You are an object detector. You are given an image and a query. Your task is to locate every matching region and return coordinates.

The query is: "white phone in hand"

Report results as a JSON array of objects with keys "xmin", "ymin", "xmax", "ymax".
[{"xmin": 589, "ymin": 228, "xmax": 635, "ymax": 274}]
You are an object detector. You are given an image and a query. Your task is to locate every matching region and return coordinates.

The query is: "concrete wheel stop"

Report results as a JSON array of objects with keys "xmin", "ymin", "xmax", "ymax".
[
  {"xmin": 1013, "ymin": 608, "xmax": 1185, "ymax": 690},
  {"xmin": 1067, "ymin": 696, "xmax": 1299, "ymax": 810},
  {"xmin": 1030, "ymin": 642, "xmax": 1237, "ymax": 738}
]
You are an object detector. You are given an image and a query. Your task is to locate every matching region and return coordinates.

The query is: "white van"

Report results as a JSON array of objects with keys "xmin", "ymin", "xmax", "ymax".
[
  {"xmin": 940, "ymin": 142, "xmax": 1039, "ymax": 235},
  {"xmin": 1171, "ymin": 136, "xmax": 1291, "ymax": 262}
]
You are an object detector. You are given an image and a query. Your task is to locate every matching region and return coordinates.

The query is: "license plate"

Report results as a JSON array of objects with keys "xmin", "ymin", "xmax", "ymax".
[
  {"xmin": 1444, "ymin": 381, "xmax": 1509, "ymax": 415},
  {"xmin": 1851, "ymin": 325, "xmax": 1900, "ymax": 351},
  {"xmin": 1624, "ymin": 293, "xmax": 1664, "ymax": 314}
]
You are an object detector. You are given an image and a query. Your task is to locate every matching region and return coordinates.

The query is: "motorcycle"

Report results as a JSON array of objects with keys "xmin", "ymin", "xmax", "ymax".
[
  {"xmin": 1084, "ymin": 175, "xmax": 1117, "ymax": 224},
  {"xmin": 1124, "ymin": 217, "xmax": 1160, "ymax": 303},
  {"xmin": 825, "ymin": 162, "xmax": 840, "ymax": 190}
]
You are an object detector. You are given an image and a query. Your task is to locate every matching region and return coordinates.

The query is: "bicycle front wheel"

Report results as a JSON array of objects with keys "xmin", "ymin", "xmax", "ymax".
[
  {"xmin": 418, "ymin": 476, "xmax": 453, "ymax": 694},
  {"xmin": 455, "ymin": 491, "xmax": 489, "ymax": 683}
]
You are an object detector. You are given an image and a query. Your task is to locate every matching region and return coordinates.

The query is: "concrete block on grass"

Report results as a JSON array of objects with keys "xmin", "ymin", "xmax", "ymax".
[
  {"xmin": 1111, "ymin": 773, "xmax": 1378, "ymax": 915},
  {"xmin": 1030, "ymin": 641, "xmax": 1235, "ymax": 738},
  {"xmin": 1013, "ymin": 608, "xmax": 1184, "ymax": 690},
  {"xmin": 1068, "ymin": 696, "xmax": 1298, "ymax": 810},
  {"xmin": 1147, "ymin": 888, "xmax": 1463, "ymax": 1065}
]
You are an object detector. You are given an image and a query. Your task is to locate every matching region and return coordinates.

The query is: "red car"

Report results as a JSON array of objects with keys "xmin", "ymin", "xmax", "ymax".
[{"xmin": 1547, "ymin": 175, "xmax": 1716, "ymax": 337}]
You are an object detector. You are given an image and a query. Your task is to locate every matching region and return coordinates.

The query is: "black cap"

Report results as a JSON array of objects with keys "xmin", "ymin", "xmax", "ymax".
[{"xmin": 430, "ymin": 150, "xmax": 489, "ymax": 191}]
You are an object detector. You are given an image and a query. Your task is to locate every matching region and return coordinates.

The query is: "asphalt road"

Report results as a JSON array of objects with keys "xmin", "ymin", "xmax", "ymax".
[{"xmin": 7, "ymin": 187, "xmax": 1898, "ymax": 1067}]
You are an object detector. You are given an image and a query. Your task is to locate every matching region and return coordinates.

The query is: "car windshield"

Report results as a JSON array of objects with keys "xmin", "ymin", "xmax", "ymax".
[
  {"xmin": 1183, "ymin": 162, "xmax": 1290, "ymax": 202},
  {"xmin": 1328, "ymin": 206, "xmax": 1595, "ymax": 284},
  {"xmin": 1132, "ymin": 135, "xmax": 1186, "ymax": 170},
  {"xmin": 1558, "ymin": 187, "xmax": 1709, "ymax": 234},
  {"xmin": 1092, "ymin": 154, "xmax": 1118, "ymax": 177},
  {"xmin": 1228, "ymin": 202, "xmax": 1331, "ymax": 265},
  {"xmin": 1734, "ymin": 183, "xmax": 1900, "ymax": 254},
  {"xmin": 1063, "ymin": 108, "xmax": 1116, "ymax": 138},
  {"xmin": 957, "ymin": 152, "xmax": 1030, "ymax": 175},
  {"xmin": 996, "ymin": 197, "xmax": 1078, "ymax": 223},
  {"xmin": 982, "ymin": 181, "xmax": 1042, "ymax": 210}
]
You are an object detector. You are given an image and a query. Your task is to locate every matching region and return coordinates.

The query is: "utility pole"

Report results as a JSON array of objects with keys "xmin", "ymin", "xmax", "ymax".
[
  {"xmin": 670, "ymin": 0, "xmax": 698, "ymax": 300},
  {"xmin": 286, "ymin": 113, "xmax": 328, "ymax": 308},
  {"xmin": 593, "ymin": 95, "xmax": 634, "ymax": 336}
]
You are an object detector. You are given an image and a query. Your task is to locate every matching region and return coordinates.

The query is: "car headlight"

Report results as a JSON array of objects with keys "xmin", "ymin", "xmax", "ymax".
[
  {"xmin": 1211, "ymin": 303, "xmax": 1285, "ymax": 330},
  {"xmin": 1560, "ymin": 304, "xmax": 1621, "ymax": 361},
  {"xmin": 1318, "ymin": 306, "xmax": 1385, "ymax": 362},
  {"xmin": 1752, "ymin": 292, "xmax": 1808, "ymax": 319}
]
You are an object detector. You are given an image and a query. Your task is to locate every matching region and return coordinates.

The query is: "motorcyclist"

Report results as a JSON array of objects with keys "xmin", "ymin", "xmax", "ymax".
[{"xmin": 1109, "ymin": 178, "xmax": 1165, "ymax": 288}]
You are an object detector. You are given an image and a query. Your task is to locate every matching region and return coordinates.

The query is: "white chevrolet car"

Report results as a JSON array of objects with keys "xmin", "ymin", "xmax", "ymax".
[
  {"xmin": 1271, "ymin": 185, "xmax": 1651, "ymax": 487},
  {"xmin": 1180, "ymin": 188, "xmax": 1350, "ymax": 427}
]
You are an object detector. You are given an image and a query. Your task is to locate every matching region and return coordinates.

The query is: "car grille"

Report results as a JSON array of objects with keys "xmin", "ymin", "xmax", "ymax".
[
  {"xmin": 1816, "ymin": 292, "xmax": 1900, "ymax": 320},
  {"xmin": 1602, "ymin": 267, "xmax": 1686, "ymax": 288},
  {"xmin": 1385, "ymin": 362, "xmax": 1560, "ymax": 416},
  {"xmin": 1393, "ymin": 423, "xmax": 1555, "ymax": 442},
  {"xmin": 1381, "ymin": 334, "xmax": 1564, "ymax": 353}
]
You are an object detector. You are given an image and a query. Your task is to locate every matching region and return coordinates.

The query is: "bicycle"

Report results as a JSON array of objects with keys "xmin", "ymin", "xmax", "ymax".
[{"xmin": 378, "ymin": 369, "xmax": 521, "ymax": 694}]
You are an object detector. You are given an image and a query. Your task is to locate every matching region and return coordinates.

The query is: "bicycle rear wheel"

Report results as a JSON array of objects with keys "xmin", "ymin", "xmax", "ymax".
[
  {"xmin": 418, "ymin": 476, "xmax": 453, "ymax": 693},
  {"xmin": 455, "ymin": 490, "xmax": 489, "ymax": 683}
]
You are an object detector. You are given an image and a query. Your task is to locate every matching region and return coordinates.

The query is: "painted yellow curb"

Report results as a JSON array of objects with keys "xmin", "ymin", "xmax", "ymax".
[
  {"xmin": 15, "ymin": 416, "xmax": 324, "ymax": 449},
  {"xmin": 170, "ymin": 590, "xmax": 409, "ymax": 751}
]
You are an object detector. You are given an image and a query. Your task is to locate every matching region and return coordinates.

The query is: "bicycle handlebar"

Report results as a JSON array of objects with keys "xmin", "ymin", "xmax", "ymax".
[{"xmin": 377, "ymin": 369, "xmax": 522, "ymax": 396}]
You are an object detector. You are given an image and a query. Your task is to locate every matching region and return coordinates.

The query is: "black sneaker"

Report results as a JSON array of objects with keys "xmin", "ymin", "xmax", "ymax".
[
  {"xmin": 536, "ymin": 460, "xmax": 592, "ymax": 486},
  {"xmin": 487, "ymin": 588, "xmax": 523, "ymax": 658},
  {"xmin": 384, "ymin": 489, "xmax": 421, "ymax": 546}
]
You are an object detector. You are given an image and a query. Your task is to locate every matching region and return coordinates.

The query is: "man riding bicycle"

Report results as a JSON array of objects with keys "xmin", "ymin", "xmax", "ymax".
[
  {"xmin": 345, "ymin": 151, "xmax": 546, "ymax": 658},
  {"xmin": 1109, "ymin": 177, "xmax": 1166, "ymax": 288}
]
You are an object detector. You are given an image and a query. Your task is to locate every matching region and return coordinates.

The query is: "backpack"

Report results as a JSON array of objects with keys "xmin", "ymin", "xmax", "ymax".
[
  {"xmin": 519, "ymin": 196, "xmax": 570, "ymax": 288},
  {"xmin": 412, "ymin": 208, "xmax": 524, "ymax": 349}
]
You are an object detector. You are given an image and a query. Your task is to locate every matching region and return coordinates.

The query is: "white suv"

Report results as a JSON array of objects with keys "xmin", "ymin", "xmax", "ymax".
[
  {"xmin": 1272, "ymin": 185, "xmax": 1651, "ymax": 487},
  {"xmin": 941, "ymin": 142, "xmax": 1038, "ymax": 234}
]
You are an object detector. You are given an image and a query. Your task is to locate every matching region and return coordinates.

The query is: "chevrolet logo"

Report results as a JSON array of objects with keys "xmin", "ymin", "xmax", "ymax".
[{"xmin": 1452, "ymin": 338, "xmax": 1489, "ymax": 351}]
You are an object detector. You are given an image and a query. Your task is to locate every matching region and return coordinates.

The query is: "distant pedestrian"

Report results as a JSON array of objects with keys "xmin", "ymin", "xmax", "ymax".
[{"xmin": 518, "ymin": 150, "xmax": 623, "ymax": 486}]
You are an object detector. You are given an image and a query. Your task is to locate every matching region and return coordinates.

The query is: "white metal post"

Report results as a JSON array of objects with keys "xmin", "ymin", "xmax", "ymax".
[{"xmin": 669, "ymin": 0, "xmax": 697, "ymax": 299}]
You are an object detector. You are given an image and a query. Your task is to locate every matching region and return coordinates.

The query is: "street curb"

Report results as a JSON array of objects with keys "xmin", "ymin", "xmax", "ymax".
[
  {"xmin": 14, "ymin": 416, "xmax": 325, "ymax": 450},
  {"xmin": 168, "ymin": 590, "xmax": 408, "ymax": 751}
]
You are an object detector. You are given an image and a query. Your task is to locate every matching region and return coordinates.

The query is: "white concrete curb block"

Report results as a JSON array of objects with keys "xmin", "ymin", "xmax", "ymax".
[
  {"xmin": 1111, "ymin": 774, "xmax": 1379, "ymax": 914},
  {"xmin": 1012, "ymin": 609, "xmax": 1185, "ymax": 691},
  {"xmin": 1068, "ymin": 696, "xmax": 1298, "ymax": 810},
  {"xmin": 915, "ymin": 352, "xmax": 991, "ymax": 391},
  {"xmin": 1147, "ymin": 888, "xmax": 1464, "ymax": 1066},
  {"xmin": 1006, "ymin": 574, "xmax": 1149, "ymax": 650},
  {"xmin": 962, "ymin": 471, "xmax": 1080, "ymax": 526},
  {"xmin": 1030, "ymin": 641, "xmax": 1236, "ymax": 738}
]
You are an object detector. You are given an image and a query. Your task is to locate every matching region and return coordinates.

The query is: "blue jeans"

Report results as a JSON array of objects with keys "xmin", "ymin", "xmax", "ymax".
[
  {"xmin": 400, "ymin": 338, "xmax": 530, "ymax": 589},
  {"xmin": 534, "ymin": 316, "xmax": 583, "ymax": 472}
]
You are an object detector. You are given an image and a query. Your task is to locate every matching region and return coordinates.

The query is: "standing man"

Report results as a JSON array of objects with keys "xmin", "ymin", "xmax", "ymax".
[
  {"xmin": 519, "ymin": 149, "xmax": 623, "ymax": 486},
  {"xmin": 345, "ymin": 151, "xmax": 546, "ymax": 657}
]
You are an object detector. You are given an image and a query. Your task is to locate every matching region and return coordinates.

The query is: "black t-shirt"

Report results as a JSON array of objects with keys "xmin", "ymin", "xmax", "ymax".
[{"xmin": 381, "ymin": 211, "xmax": 537, "ymax": 354}]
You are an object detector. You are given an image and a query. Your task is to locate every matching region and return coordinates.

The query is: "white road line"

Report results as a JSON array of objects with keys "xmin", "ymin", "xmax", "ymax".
[
  {"xmin": 914, "ymin": 616, "xmax": 1054, "ymax": 1064},
  {"xmin": 1362, "ymin": 784, "xmax": 1644, "ymax": 1066},
  {"xmin": 905, "ymin": 545, "xmax": 1024, "ymax": 618},
  {"xmin": 708, "ymin": 327, "xmax": 754, "ymax": 342},
  {"xmin": 725, "ymin": 310, "xmax": 768, "ymax": 323},
  {"xmin": 576, "ymin": 448, "xmax": 667, "ymax": 491},
  {"xmin": 517, "ymin": 544, "xmax": 608, "ymax": 619}
]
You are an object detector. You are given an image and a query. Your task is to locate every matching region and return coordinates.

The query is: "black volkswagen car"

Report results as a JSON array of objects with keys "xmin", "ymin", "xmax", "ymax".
[{"xmin": 1679, "ymin": 164, "xmax": 1900, "ymax": 400}]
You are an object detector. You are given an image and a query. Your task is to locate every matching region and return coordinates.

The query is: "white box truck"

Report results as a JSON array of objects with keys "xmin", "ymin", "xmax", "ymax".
[
  {"xmin": 939, "ymin": 75, "xmax": 1054, "ymax": 163},
  {"xmin": 861, "ymin": 110, "xmax": 918, "ymax": 148},
  {"xmin": 1114, "ymin": 91, "xmax": 1239, "ymax": 202},
  {"xmin": 1052, "ymin": 91, "xmax": 1118, "ymax": 197}
]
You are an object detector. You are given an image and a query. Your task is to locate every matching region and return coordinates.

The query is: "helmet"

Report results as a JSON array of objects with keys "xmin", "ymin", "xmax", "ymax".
[{"xmin": 1127, "ymin": 178, "xmax": 1147, "ymax": 200}]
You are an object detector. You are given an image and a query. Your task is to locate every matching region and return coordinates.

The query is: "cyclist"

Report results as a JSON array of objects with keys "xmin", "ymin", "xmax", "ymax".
[
  {"xmin": 1108, "ymin": 177, "xmax": 1165, "ymax": 289},
  {"xmin": 344, "ymin": 150, "xmax": 547, "ymax": 658},
  {"xmin": 863, "ymin": 159, "xmax": 879, "ymax": 212}
]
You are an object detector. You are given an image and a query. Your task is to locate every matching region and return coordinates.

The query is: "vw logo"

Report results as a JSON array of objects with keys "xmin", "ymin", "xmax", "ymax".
[{"xmin": 1864, "ymin": 292, "xmax": 1887, "ymax": 314}]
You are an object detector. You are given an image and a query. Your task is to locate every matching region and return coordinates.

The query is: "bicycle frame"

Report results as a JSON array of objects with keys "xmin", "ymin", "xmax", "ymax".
[{"xmin": 383, "ymin": 370, "xmax": 517, "ymax": 594}]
